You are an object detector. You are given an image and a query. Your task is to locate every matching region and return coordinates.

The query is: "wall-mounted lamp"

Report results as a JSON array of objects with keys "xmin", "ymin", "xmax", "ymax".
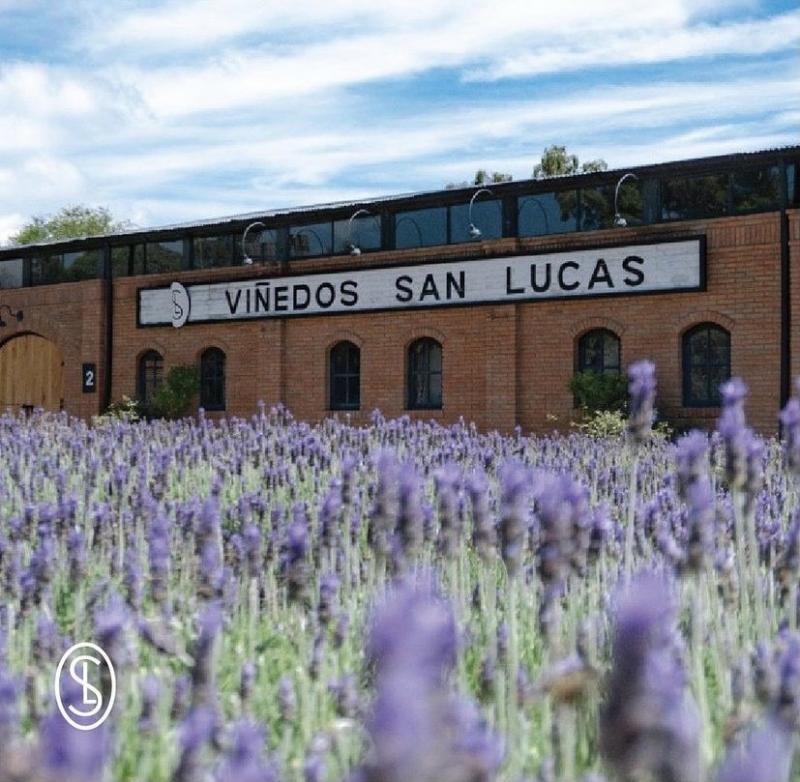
[
  {"xmin": 468, "ymin": 187, "xmax": 494, "ymax": 240},
  {"xmin": 613, "ymin": 173, "xmax": 638, "ymax": 228},
  {"xmin": 0, "ymin": 305, "xmax": 23, "ymax": 328},
  {"xmin": 241, "ymin": 221, "xmax": 267, "ymax": 265},
  {"xmin": 518, "ymin": 196, "xmax": 550, "ymax": 235},
  {"xmin": 290, "ymin": 227, "xmax": 326, "ymax": 257},
  {"xmin": 395, "ymin": 216, "xmax": 424, "ymax": 249},
  {"xmin": 346, "ymin": 208, "xmax": 376, "ymax": 255}
]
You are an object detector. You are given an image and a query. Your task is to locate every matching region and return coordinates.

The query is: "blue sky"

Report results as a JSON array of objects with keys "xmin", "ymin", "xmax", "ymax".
[{"xmin": 0, "ymin": 0, "xmax": 797, "ymax": 243}]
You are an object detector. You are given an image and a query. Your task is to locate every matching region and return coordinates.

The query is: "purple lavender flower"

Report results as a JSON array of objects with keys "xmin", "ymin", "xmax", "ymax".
[
  {"xmin": 397, "ymin": 462, "xmax": 424, "ymax": 559},
  {"xmin": 283, "ymin": 504, "xmax": 310, "ymax": 605},
  {"xmin": 367, "ymin": 577, "xmax": 456, "ymax": 682},
  {"xmin": 37, "ymin": 681, "xmax": 111, "ymax": 782},
  {"xmin": 599, "ymin": 573, "xmax": 701, "ymax": 782},
  {"xmin": 216, "ymin": 721, "xmax": 278, "ymax": 782},
  {"xmin": 139, "ymin": 674, "xmax": 161, "ymax": 733},
  {"xmin": 173, "ymin": 706, "xmax": 216, "ymax": 782},
  {"xmin": 498, "ymin": 462, "xmax": 530, "ymax": 577},
  {"xmin": 66, "ymin": 527, "xmax": 86, "ymax": 584},
  {"xmin": 191, "ymin": 602, "xmax": 222, "ymax": 708},
  {"xmin": 467, "ymin": 470, "xmax": 495, "ymax": 563},
  {"xmin": 717, "ymin": 378, "xmax": 752, "ymax": 491},
  {"xmin": 317, "ymin": 572, "xmax": 339, "ymax": 628},
  {"xmin": 0, "ymin": 667, "xmax": 20, "ymax": 743},
  {"xmin": 357, "ymin": 578, "xmax": 500, "ymax": 782},
  {"xmin": 684, "ymin": 477, "xmax": 715, "ymax": 574},
  {"xmin": 627, "ymin": 360, "xmax": 656, "ymax": 444},
  {"xmin": 780, "ymin": 394, "xmax": 800, "ymax": 477},
  {"xmin": 434, "ymin": 463, "xmax": 461, "ymax": 558},
  {"xmin": 675, "ymin": 431, "xmax": 710, "ymax": 501},
  {"xmin": 716, "ymin": 721, "xmax": 792, "ymax": 782}
]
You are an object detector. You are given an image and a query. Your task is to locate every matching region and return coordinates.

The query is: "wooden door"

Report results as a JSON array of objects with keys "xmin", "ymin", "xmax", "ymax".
[{"xmin": 0, "ymin": 334, "xmax": 64, "ymax": 412}]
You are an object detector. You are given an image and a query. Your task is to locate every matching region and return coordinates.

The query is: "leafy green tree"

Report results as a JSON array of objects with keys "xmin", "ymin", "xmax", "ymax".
[
  {"xmin": 8, "ymin": 205, "xmax": 128, "ymax": 246},
  {"xmin": 569, "ymin": 369, "xmax": 628, "ymax": 413},
  {"xmin": 446, "ymin": 170, "xmax": 513, "ymax": 189},
  {"xmin": 532, "ymin": 145, "xmax": 607, "ymax": 179},
  {"xmin": 148, "ymin": 365, "xmax": 200, "ymax": 420}
]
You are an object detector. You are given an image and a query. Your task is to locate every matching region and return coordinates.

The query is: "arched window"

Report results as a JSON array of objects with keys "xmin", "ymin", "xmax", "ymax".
[
  {"xmin": 200, "ymin": 348, "xmax": 226, "ymax": 411},
  {"xmin": 329, "ymin": 341, "xmax": 360, "ymax": 410},
  {"xmin": 137, "ymin": 350, "xmax": 163, "ymax": 404},
  {"xmin": 577, "ymin": 329, "xmax": 621, "ymax": 374},
  {"xmin": 408, "ymin": 338, "xmax": 442, "ymax": 410},
  {"xmin": 682, "ymin": 323, "xmax": 731, "ymax": 406}
]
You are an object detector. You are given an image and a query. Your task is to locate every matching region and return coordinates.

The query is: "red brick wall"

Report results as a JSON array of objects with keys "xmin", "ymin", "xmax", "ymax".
[
  {"xmin": 0, "ymin": 279, "xmax": 107, "ymax": 420},
  {"xmin": 13, "ymin": 209, "xmax": 791, "ymax": 434}
]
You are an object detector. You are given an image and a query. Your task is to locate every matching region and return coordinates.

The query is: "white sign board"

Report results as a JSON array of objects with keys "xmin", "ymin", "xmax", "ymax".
[{"xmin": 138, "ymin": 237, "xmax": 704, "ymax": 328}]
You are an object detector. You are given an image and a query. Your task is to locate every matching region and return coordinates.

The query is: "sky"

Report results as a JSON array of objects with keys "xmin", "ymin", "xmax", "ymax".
[{"xmin": 0, "ymin": 0, "xmax": 797, "ymax": 244}]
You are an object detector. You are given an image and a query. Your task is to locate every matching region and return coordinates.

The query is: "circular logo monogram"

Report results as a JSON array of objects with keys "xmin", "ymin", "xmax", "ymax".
[
  {"xmin": 54, "ymin": 642, "xmax": 116, "ymax": 731},
  {"xmin": 170, "ymin": 281, "xmax": 191, "ymax": 328}
]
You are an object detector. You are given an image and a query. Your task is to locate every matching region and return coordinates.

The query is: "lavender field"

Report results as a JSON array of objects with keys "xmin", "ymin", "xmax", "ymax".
[{"xmin": 0, "ymin": 362, "xmax": 798, "ymax": 782}]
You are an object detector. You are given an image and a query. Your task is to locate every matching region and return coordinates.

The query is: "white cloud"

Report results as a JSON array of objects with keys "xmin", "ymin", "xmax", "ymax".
[
  {"xmin": 465, "ymin": 10, "xmax": 800, "ymax": 81},
  {"xmin": 0, "ymin": 212, "xmax": 25, "ymax": 246}
]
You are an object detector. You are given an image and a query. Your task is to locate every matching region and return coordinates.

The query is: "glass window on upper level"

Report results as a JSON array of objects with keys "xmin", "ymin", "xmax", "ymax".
[
  {"xmin": 111, "ymin": 247, "xmax": 130, "ymax": 277},
  {"xmin": 395, "ymin": 207, "xmax": 447, "ymax": 249},
  {"xmin": 194, "ymin": 234, "xmax": 234, "ymax": 269},
  {"xmin": 241, "ymin": 227, "xmax": 280, "ymax": 264},
  {"xmin": 518, "ymin": 192, "xmax": 578, "ymax": 236},
  {"xmin": 63, "ymin": 249, "xmax": 101, "ymax": 282},
  {"xmin": 31, "ymin": 255, "xmax": 63, "ymax": 286},
  {"xmin": 661, "ymin": 174, "xmax": 729, "ymax": 221},
  {"xmin": 731, "ymin": 165, "xmax": 781, "ymax": 213},
  {"xmin": 788, "ymin": 163, "xmax": 798, "ymax": 207},
  {"xmin": 580, "ymin": 180, "xmax": 644, "ymax": 231},
  {"xmin": 0, "ymin": 259, "xmax": 23, "ymax": 289},
  {"xmin": 289, "ymin": 222, "xmax": 332, "ymax": 259},
  {"xmin": 146, "ymin": 240, "xmax": 184, "ymax": 273},
  {"xmin": 449, "ymin": 198, "xmax": 502, "ymax": 243},
  {"xmin": 132, "ymin": 245, "xmax": 146, "ymax": 276},
  {"xmin": 333, "ymin": 213, "xmax": 381, "ymax": 254}
]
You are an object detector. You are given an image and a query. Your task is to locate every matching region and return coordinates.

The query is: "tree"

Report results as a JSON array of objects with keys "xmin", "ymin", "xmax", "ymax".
[
  {"xmin": 8, "ymin": 205, "xmax": 128, "ymax": 246},
  {"xmin": 532, "ymin": 145, "xmax": 607, "ymax": 179},
  {"xmin": 446, "ymin": 170, "xmax": 513, "ymax": 189}
]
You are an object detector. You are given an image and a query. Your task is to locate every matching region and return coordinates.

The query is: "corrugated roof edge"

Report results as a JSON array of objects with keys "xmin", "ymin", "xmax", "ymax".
[{"xmin": 2, "ymin": 143, "xmax": 799, "ymax": 255}]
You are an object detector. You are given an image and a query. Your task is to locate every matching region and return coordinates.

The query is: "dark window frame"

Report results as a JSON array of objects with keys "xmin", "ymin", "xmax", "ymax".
[
  {"xmin": 329, "ymin": 341, "xmax": 360, "ymax": 411},
  {"xmin": 199, "ymin": 347, "xmax": 226, "ymax": 411},
  {"xmin": 682, "ymin": 323, "xmax": 731, "ymax": 407},
  {"xmin": 137, "ymin": 350, "xmax": 164, "ymax": 405},
  {"xmin": 576, "ymin": 328, "xmax": 621, "ymax": 375},
  {"xmin": 407, "ymin": 337, "xmax": 443, "ymax": 410}
]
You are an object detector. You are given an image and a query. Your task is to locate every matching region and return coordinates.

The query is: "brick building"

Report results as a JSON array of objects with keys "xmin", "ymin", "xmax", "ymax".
[{"xmin": 0, "ymin": 145, "xmax": 798, "ymax": 434}]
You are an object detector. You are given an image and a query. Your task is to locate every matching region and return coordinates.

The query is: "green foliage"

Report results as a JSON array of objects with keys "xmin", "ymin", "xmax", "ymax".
[
  {"xmin": 569, "ymin": 369, "xmax": 628, "ymax": 413},
  {"xmin": 148, "ymin": 365, "xmax": 199, "ymax": 420},
  {"xmin": 8, "ymin": 204, "xmax": 128, "ymax": 246},
  {"xmin": 532, "ymin": 145, "xmax": 607, "ymax": 179},
  {"xmin": 573, "ymin": 408, "xmax": 627, "ymax": 437},
  {"xmin": 95, "ymin": 395, "xmax": 142, "ymax": 424},
  {"xmin": 446, "ymin": 169, "xmax": 513, "ymax": 189}
]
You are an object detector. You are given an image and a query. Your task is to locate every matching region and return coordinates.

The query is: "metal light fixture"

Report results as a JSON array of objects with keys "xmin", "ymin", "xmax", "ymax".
[
  {"xmin": 346, "ymin": 208, "xmax": 374, "ymax": 255},
  {"xmin": 395, "ymin": 216, "xmax": 424, "ymax": 248},
  {"xmin": 0, "ymin": 305, "xmax": 22, "ymax": 328},
  {"xmin": 518, "ymin": 196, "xmax": 550, "ymax": 235},
  {"xmin": 613, "ymin": 173, "xmax": 638, "ymax": 228},
  {"xmin": 467, "ymin": 187, "xmax": 494, "ymax": 240},
  {"xmin": 241, "ymin": 221, "xmax": 267, "ymax": 265}
]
